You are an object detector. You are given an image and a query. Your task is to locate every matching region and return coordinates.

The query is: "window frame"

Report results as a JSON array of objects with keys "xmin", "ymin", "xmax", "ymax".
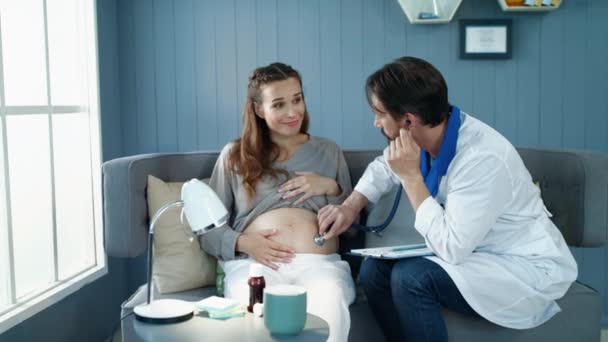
[{"xmin": 0, "ymin": 0, "xmax": 106, "ymax": 334}]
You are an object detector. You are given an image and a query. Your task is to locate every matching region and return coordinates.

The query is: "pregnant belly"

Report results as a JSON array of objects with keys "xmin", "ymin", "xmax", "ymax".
[{"xmin": 244, "ymin": 208, "xmax": 338, "ymax": 254}]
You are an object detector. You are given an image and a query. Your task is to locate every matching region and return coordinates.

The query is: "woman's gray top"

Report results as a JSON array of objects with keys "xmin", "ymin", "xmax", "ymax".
[{"xmin": 199, "ymin": 136, "xmax": 352, "ymax": 261}]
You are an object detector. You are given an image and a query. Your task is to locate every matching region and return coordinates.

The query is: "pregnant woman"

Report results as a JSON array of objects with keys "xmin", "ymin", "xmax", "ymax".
[{"xmin": 199, "ymin": 62, "xmax": 355, "ymax": 342}]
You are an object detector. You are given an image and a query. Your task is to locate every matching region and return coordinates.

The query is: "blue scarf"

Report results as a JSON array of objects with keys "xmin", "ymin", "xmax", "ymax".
[{"xmin": 419, "ymin": 106, "xmax": 461, "ymax": 197}]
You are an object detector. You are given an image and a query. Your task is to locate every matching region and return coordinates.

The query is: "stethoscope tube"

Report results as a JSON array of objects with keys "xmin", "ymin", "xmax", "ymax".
[
  {"xmin": 314, "ymin": 187, "xmax": 403, "ymax": 246},
  {"xmin": 351, "ymin": 186, "xmax": 402, "ymax": 237}
]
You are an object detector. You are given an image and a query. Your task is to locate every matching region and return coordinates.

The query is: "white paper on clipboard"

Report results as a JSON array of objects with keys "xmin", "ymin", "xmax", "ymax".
[{"xmin": 349, "ymin": 243, "xmax": 434, "ymax": 259}]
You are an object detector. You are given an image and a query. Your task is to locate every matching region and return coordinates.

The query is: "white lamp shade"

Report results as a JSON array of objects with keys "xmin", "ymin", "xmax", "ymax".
[{"xmin": 181, "ymin": 179, "xmax": 228, "ymax": 234}]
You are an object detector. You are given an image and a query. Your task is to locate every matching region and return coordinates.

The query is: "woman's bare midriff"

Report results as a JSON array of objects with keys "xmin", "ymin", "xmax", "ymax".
[{"xmin": 244, "ymin": 208, "xmax": 338, "ymax": 254}]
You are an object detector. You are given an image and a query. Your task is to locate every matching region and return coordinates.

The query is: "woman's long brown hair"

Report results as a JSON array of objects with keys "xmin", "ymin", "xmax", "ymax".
[{"xmin": 227, "ymin": 62, "xmax": 309, "ymax": 199}]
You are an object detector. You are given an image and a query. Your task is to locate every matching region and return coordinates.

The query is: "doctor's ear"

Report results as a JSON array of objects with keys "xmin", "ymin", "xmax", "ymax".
[{"xmin": 402, "ymin": 114, "xmax": 413, "ymax": 128}]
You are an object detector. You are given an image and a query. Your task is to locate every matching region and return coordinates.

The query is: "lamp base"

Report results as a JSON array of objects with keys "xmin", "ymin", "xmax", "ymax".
[{"xmin": 134, "ymin": 299, "xmax": 194, "ymax": 324}]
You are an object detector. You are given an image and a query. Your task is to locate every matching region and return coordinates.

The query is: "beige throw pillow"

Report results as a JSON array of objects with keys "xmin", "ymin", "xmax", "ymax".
[{"xmin": 146, "ymin": 175, "xmax": 216, "ymax": 294}]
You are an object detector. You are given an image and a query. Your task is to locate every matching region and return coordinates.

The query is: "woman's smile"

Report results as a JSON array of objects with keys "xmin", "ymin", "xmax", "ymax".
[{"xmin": 285, "ymin": 119, "xmax": 300, "ymax": 127}]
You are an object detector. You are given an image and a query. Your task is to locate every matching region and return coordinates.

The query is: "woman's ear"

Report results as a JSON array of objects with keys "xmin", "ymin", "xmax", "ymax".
[{"xmin": 253, "ymin": 103, "xmax": 264, "ymax": 118}]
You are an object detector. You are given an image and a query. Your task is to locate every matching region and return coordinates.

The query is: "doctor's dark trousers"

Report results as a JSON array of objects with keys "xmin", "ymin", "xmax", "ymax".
[{"xmin": 358, "ymin": 257, "xmax": 480, "ymax": 342}]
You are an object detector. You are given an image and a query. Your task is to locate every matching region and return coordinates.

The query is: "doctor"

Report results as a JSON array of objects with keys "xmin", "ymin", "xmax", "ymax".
[{"xmin": 317, "ymin": 56, "xmax": 578, "ymax": 342}]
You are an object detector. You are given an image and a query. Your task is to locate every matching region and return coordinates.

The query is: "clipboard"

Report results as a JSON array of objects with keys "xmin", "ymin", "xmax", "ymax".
[{"xmin": 349, "ymin": 243, "xmax": 434, "ymax": 259}]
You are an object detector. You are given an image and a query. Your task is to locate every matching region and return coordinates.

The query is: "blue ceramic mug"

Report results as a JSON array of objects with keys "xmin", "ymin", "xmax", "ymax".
[{"xmin": 263, "ymin": 285, "xmax": 307, "ymax": 335}]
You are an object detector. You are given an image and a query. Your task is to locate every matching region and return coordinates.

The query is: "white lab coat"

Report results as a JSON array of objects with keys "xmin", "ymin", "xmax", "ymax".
[{"xmin": 355, "ymin": 112, "xmax": 578, "ymax": 329}]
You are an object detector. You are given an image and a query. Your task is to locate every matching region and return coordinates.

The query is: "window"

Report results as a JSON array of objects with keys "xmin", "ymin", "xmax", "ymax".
[{"xmin": 0, "ymin": 0, "xmax": 104, "ymax": 333}]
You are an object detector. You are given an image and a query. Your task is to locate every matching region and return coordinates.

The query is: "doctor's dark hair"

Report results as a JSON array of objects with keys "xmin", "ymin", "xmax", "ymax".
[
  {"xmin": 228, "ymin": 62, "xmax": 309, "ymax": 199},
  {"xmin": 365, "ymin": 56, "xmax": 450, "ymax": 127}
]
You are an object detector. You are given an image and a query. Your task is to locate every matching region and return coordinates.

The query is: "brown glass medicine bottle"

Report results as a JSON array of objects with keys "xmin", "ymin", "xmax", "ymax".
[{"xmin": 247, "ymin": 263, "xmax": 265, "ymax": 313}]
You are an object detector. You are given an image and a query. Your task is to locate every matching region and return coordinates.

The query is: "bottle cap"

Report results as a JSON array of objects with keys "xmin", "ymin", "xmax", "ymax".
[
  {"xmin": 249, "ymin": 263, "xmax": 264, "ymax": 277},
  {"xmin": 253, "ymin": 303, "xmax": 264, "ymax": 317}
]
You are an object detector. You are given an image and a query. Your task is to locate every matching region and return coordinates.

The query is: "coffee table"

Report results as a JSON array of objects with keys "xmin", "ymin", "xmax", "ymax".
[{"xmin": 122, "ymin": 311, "xmax": 329, "ymax": 341}]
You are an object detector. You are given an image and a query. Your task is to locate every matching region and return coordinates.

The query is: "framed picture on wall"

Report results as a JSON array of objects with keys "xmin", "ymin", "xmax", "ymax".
[{"xmin": 460, "ymin": 19, "xmax": 512, "ymax": 59}]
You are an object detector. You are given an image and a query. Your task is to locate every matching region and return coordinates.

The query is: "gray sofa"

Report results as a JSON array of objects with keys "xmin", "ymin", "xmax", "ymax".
[{"xmin": 103, "ymin": 148, "xmax": 608, "ymax": 341}]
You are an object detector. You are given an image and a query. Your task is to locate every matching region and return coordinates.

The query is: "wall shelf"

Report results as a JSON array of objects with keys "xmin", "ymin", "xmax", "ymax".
[
  {"xmin": 497, "ymin": 0, "xmax": 562, "ymax": 12},
  {"xmin": 397, "ymin": 0, "xmax": 463, "ymax": 24}
]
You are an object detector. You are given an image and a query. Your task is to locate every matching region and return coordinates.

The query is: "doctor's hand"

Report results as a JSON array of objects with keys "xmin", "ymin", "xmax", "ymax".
[
  {"xmin": 317, "ymin": 203, "xmax": 358, "ymax": 240},
  {"xmin": 236, "ymin": 229, "xmax": 295, "ymax": 270},
  {"xmin": 387, "ymin": 128, "xmax": 421, "ymax": 181},
  {"xmin": 278, "ymin": 171, "xmax": 340, "ymax": 205}
]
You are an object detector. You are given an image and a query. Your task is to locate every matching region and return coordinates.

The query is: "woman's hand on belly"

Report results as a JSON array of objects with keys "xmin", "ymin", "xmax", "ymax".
[
  {"xmin": 245, "ymin": 208, "xmax": 339, "ymax": 255},
  {"xmin": 236, "ymin": 229, "xmax": 296, "ymax": 270},
  {"xmin": 278, "ymin": 172, "xmax": 340, "ymax": 205}
]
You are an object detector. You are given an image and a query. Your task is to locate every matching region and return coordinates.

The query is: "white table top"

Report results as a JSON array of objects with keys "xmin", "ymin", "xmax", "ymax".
[{"xmin": 122, "ymin": 311, "xmax": 329, "ymax": 342}]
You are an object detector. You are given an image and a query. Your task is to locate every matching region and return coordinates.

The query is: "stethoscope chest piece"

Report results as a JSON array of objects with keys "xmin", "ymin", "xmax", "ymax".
[{"xmin": 313, "ymin": 233, "xmax": 326, "ymax": 246}]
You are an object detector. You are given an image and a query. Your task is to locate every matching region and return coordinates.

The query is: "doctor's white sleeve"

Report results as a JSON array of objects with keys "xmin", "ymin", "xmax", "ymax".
[
  {"xmin": 354, "ymin": 154, "xmax": 401, "ymax": 203},
  {"xmin": 414, "ymin": 154, "xmax": 514, "ymax": 265}
]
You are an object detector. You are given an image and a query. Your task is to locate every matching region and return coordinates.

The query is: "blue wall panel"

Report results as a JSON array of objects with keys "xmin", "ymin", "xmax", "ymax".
[
  {"xmin": 256, "ymin": 0, "xmax": 278, "ymax": 66},
  {"xmin": 110, "ymin": 0, "xmax": 608, "ymax": 154},
  {"xmin": 134, "ymin": 0, "xmax": 158, "ymax": 153},
  {"xmin": 214, "ymin": 0, "xmax": 239, "ymax": 146},
  {"xmin": 585, "ymin": 1, "xmax": 608, "ymax": 152},
  {"xmin": 362, "ymin": 0, "xmax": 387, "ymax": 148},
  {"xmin": 154, "ymin": 0, "xmax": 178, "ymax": 152},
  {"xmin": 405, "ymin": 23, "xmax": 429, "ymax": 62},
  {"xmin": 494, "ymin": 59, "xmax": 518, "ymax": 143},
  {"xmin": 515, "ymin": 18, "xmax": 541, "ymax": 148},
  {"xmin": 446, "ymin": 0, "xmax": 474, "ymax": 117},
  {"xmin": 383, "ymin": 0, "xmax": 406, "ymax": 62},
  {"xmin": 562, "ymin": 0, "xmax": 586, "ymax": 150},
  {"xmin": 299, "ymin": 0, "xmax": 321, "ymax": 136},
  {"xmin": 584, "ymin": 0, "xmax": 608, "ymax": 325},
  {"xmin": 538, "ymin": 9, "xmax": 563, "ymax": 149},
  {"xmin": 194, "ymin": 0, "xmax": 218, "ymax": 150},
  {"xmin": 340, "ymin": 0, "xmax": 365, "ymax": 149},
  {"xmin": 118, "ymin": 0, "xmax": 137, "ymax": 156},
  {"xmin": 319, "ymin": 0, "xmax": 342, "ymax": 143},
  {"xmin": 174, "ymin": 0, "xmax": 198, "ymax": 152},
  {"xmin": 427, "ymin": 25, "xmax": 451, "ymax": 88},
  {"xmin": 277, "ymin": 0, "xmax": 299, "ymax": 66},
  {"xmin": 235, "ymin": 0, "xmax": 257, "ymax": 134},
  {"xmin": 98, "ymin": 0, "xmax": 122, "ymax": 161}
]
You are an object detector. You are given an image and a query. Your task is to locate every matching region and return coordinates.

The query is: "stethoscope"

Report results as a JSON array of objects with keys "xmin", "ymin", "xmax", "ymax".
[
  {"xmin": 313, "ymin": 119, "xmax": 413, "ymax": 246},
  {"xmin": 313, "ymin": 187, "xmax": 403, "ymax": 246}
]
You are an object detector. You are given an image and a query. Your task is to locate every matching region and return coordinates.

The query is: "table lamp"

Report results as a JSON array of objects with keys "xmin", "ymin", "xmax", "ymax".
[{"xmin": 134, "ymin": 179, "xmax": 228, "ymax": 324}]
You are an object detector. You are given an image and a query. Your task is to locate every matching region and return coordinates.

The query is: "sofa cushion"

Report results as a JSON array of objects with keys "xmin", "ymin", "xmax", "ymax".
[
  {"xmin": 444, "ymin": 281, "xmax": 601, "ymax": 342},
  {"xmin": 147, "ymin": 175, "xmax": 216, "ymax": 294}
]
